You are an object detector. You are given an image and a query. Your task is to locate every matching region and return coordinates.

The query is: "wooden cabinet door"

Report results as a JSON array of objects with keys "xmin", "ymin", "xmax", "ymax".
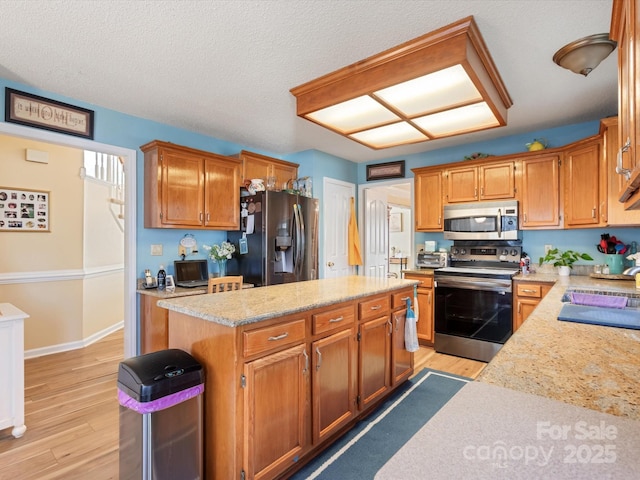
[
  {"xmin": 391, "ymin": 308, "xmax": 413, "ymax": 386},
  {"xmin": 514, "ymin": 298, "xmax": 540, "ymax": 331},
  {"xmin": 204, "ymin": 156, "xmax": 241, "ymax": 229},
  {"xmin": 244, "ymin": 343, "xmax": 310, "ymax": 480},
  {"xmin": 611, "ymin": 0, "xmax": 640, "ymax": 205},
  {"xmin": 402, "ymin": 274, "xmax": 434, "ymax": 345},
  {"xmin": 242, "ymin": 155, "xmax": 271, "ymax": 183},
  {"xmin": 358, "ymin": 315, "xmax": 391, "ymax": 411},
  {"xmin": 520, "ymin": 154, "xmax": 561, "ymax": 228},
  {"xmin": 312, "ymin": 328, "xmax": 357, "ymax": 444},
  {"xmin": 446, "ymin": 166, "xmax": 478, "ymax": 203},
  {"xmin": 160, "ymin": 148, "xmax": 205, "ymax": 226},
  {"xmin": 564, "ymin": 137, "xmax": 605, "ymax": 228},
  {"xmin": 414, "ymin": 170, "xmax": 443, "ymax": 231},
  {"xmin": 480, "ymin": 161, "xmax": 516, "ymax": 200},
  {"xmin": 271, "ymin": 162, "xmax": 298, "ymax": 189}
]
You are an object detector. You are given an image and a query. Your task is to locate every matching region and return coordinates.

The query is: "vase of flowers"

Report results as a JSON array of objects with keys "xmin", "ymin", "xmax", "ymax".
[{"xmin": 203, "ymin": 241, "xmax": 236, "ymax": 277}]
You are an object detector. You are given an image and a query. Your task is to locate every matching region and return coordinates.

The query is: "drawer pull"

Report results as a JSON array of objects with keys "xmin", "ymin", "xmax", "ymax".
[
  {"xmin": 521, "ymin": 289, "xmax": 537, "ymax": 293},
  {"xmin": 400, "ymin": 296, "xmax": 410, "ymax": 301},
  {"xmin": 370, "ymin": 305, "xmax": 382, "ymax": 310},
  {"xmin": 329, "ymin": 316, "xmax": 344, "ymax": 323},
  {"xmin": 268, "ymin": 332, "xmax": 289, "ymax": 341}
]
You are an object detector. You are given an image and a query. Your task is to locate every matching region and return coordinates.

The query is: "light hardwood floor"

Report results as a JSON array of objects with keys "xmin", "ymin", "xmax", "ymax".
[{"xmin": 0, "ymin": 330, "xmax": 484, "ymax": 479}]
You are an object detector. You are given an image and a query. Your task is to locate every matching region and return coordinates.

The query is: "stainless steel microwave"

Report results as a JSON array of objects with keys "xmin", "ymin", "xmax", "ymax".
[{"xmin": 443, "ymin": 200, "xmax": 519, "ymax": 240}]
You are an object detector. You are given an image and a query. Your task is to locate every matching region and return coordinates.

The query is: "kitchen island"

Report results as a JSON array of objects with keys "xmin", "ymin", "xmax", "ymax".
[{"xmin": 158, "ymin": 275, "xmax": 417, "ymax": 480}]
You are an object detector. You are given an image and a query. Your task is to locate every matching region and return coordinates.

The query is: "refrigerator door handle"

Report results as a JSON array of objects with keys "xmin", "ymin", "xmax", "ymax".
[
  {"xmin": 298, "ymin": 203, "xmax": 306, "ymax": 275},
  {"xmin": 293, "ymin": 204, "xmax": 304, "ymax": 276}
]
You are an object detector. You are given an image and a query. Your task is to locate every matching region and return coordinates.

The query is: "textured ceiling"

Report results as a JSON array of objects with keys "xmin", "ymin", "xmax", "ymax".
[{"xmin": 0, "ymin": 0, "xmax": 618, "ymax": 162}]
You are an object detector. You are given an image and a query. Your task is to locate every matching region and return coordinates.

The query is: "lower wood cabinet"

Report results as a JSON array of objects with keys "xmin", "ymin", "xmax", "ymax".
[
  {"xmin": 402, "ymin": 273, "xmax": 434, "ymax": 345},
  {"xmin": 513, "ymin": 281, "xmax": 553, "ymax": 331},
  {"xmin": 244, "ymin": 343, "xmax": 310, "ymax": 480},
  {"xmin": 167, "ymin": 287, "xmax": 414, "ymax": 480}
]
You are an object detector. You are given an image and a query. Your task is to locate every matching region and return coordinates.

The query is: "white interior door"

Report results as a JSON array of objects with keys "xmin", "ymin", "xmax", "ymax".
[
  {"xmin": 323, "ymin": 178, "xmax": 356, "ymax": 278},
  {"xmin": 363, "ymin": 187, "xmax": 388, "ymax": 278}
]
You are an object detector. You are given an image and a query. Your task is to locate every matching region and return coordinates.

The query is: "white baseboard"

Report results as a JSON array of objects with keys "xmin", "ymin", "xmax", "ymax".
[{"xmin": 25, "ymin": 321, "xmax": 124, "ymax": 359}]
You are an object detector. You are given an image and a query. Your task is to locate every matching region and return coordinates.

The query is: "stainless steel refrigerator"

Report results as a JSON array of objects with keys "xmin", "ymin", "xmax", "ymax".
[{"xmin": 227, "ymin": 190, "xmax": 319, "ymax": 286}]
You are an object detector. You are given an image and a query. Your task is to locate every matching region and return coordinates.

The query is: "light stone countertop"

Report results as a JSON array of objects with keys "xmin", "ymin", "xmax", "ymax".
[
  {"xmin": 478, "ymin": 273, "xmax": 640, "ymax": 420},
  {"xmin": 157, "ymin": 275, "xmax": 417, "ymax": 327}
]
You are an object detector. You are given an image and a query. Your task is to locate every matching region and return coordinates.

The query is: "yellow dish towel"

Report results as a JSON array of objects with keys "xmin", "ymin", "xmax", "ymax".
[{"xmin": 348, "ymin": 197, "xmax": 363, "ymax": 266}]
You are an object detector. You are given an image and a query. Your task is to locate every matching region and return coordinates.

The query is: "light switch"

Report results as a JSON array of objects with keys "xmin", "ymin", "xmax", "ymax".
[{"xmin": 151, "ymin": 244, "xmax": 163, "ymax": 256}]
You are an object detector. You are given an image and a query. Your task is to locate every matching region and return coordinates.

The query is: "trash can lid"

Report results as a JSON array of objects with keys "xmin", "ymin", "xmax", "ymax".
[{"xmin": 117, "ymin": 349, "xmax": 204, "ymax": 402}]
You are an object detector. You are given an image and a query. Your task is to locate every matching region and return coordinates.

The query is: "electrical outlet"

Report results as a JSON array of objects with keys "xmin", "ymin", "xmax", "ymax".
[
  {"xmin": 150, "ymin": 244, "xmax": 163, "ymax": 256},
  {"xmin": 544, "ymin": 244, "xmax": 553, "ymax": 254},
  {"xmin": 178, "ymin": 245, "xmax": 187, "ymax": 256}
]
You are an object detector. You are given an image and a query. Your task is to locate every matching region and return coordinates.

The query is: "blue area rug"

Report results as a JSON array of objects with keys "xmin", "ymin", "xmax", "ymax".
[{"xmin": 290, "ymin": 369, "xmax": 470, "ymax": 480}]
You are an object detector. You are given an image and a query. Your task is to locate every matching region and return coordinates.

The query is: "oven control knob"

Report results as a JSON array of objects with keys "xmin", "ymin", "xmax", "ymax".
[
  {"xmin": 501, "ymin": 249, "xmax": 509, "ymax": 256},
  {"xmin": 452, "ymin": 248, "xmax": 459, "ymax": 255},
  {"xmin": 459, "ymin": 248, "xmax": 466, "ymax": 255},
  {"xmin": 510, "ymin": 249, "xmax": 519, "ymax": 257}
]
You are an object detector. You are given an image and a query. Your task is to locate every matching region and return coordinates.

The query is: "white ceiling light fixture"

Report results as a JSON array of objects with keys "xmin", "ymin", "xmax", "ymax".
[
  {"xmin": 290, "ymin": 16, "xmax": 512, "ymax": 150},
  {"xmin": 553, "ymin": 33, "xmax": 617, "ymax": 76}
]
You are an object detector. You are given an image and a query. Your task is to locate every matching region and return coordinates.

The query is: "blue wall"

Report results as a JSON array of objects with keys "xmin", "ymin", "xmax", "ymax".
[
  {"xmin": 0, "ymin": 78, "xmax": 357, "ymax": 278},
  {"xmin": 1, "ymin": 76, "xmax": 637, "ymax": 274}
]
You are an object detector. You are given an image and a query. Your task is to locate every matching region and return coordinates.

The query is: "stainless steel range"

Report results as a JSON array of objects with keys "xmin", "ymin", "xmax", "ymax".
[{"xmin": 434, "ymin": 240, "xmax": 522, "ymax": 362}]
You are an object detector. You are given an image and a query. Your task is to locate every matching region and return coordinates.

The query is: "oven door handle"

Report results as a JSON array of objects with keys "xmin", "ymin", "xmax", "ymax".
[{"xmin": 435, "ymin": 277, "xmax": 511, "ymax": 293}]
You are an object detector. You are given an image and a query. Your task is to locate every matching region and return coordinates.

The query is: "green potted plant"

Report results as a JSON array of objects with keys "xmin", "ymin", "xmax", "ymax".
[{"xmin": 538, "ymin": 248, "xmax": 593, "ymax": 276}]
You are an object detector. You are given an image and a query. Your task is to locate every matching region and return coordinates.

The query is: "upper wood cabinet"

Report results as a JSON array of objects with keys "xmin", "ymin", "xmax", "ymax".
[
  {"xmin": 142, "ymin": 140, "xmax": 241, "ymax": 230},
  {"xmin": 238, "ymin": 150, "xmax": 299, "ymax": 189},
  {"xmin": 563, "ymin": 135, "xmax": 606, "ymax": 228},
  {"xmin": 413, "ymin": 167, "xmax": 443, "ymax": 231},
  {"xmin": 445, "ymin": 160, "xmax": 516, "ymax": 203},
  {"xmin": 601, "ymin": 117, "xmax": 640, "ymax": 224},
  {"xmin": 520, "ymin": 153, "xmax": 562, "ymax": 229},
  {"xmin": 611, "ymin": 0, "xmax": 640, "ymax": 209}
]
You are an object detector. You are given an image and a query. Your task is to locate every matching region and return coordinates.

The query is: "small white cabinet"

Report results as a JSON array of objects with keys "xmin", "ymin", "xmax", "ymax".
[{"xmin": 0, "ymin": 303, "xmax": 29, "ymax": 438}]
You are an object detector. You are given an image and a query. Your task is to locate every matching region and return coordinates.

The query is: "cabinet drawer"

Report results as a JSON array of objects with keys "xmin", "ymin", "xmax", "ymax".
[
  {"xmin": 312, "ymin": 305, "xmax": 355, "ymax": 335},
  {"xmin": 243, "ymin": 318, "xmax": 306, "ymax": 357},
  {"xmin": 358, "ymin": 295, "xmax": 391, "ymax": 321},
  {"xmin": 516, "ymin": 283, "xmax": 542, "ymax": 298},
  {"xmin": 404, "ymin": 275, "xmax": 433, "ymax": 288},
  {"xmin": 392, "ymin": 289, "xmax": 413, "ymax": 309}
]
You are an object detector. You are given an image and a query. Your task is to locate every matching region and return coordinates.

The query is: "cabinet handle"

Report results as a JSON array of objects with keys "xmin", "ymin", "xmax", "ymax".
[
  {"xmin": 199, "ymin": 212, "xmax": 203, "ymax": 222},
  {"xmin": 616, "ymin": 137, "xmax": 632, "ymax": 181},
  {"xmin": 316, "ymin": 347, "xmax": 322, "ymax": 371},
  {"xmin": 400, "ymin": 296, "xmax": 410, "ymax": 301},
  {"xmin": 518, "ymin": 304, "xmax": 522, "ymax": 313},
  {"xmin": 268, "ymin": 332, "xmax": 288, "ymax": 341},
  {"xmin": 521, "ymin": 289, "xmax": 536, "ymax": 293},
  {"xmin": 480, "ymin": 187, "xmax": 484, "ymax": 197},
  {"xmin": 591, "ymin": 207, "xmax": 596, "ymax": 219},
  {"xmin": 206, "ymin": 212, "xmax": 210, "ymax": 222},
  {"xmin": 302, "ymin": 349, "xmax": 309, "ymax": 373},
  {"xmin": 394, "ymin": 314, "xmax": 401, "ymax": 330},
  {"xmin": 438, "ymin": 215, "xmax": 441, "ymax": 226},
  {"xmin": 523, "ymin": 213, "xmax": 528, "ymax": 223},
  {"xmin": 370, "ymin": 304, "xmax": 382, "ymax": 310},
  {"xmin": 474, "ymin": 187, "xmax": 478, "ymax": 198},
  {"xmin": 388, "ymin": 318, "xmax": 392, "ymax": 334},
  {"xmin": 329, "ymin": 316, "xmax": 344, "ymax": 323}
]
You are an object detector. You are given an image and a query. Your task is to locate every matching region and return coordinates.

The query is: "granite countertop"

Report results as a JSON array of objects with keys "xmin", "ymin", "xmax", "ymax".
[
  {"xmin": 157, "ymin": 275, "xmax": 417, "ymax": 327},
  {"xmin": 479, "ymin": 273, "xmax": 640, "ymax": 420},
  {"xmin": 138, "ymin": 283, "xmax": 208, "ymax": 299}
]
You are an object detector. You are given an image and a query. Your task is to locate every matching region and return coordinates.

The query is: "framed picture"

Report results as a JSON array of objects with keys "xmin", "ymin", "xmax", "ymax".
[
  {"xmin": 366, "ymin": 160, "xmax": 405, "ymax": 181},
  {"xmin": 389, "ymin": 212, "xmax": 402, "ymax": 232},
  {"xmin": 0, "ymin": 186, "xmax": 50, "ymax": 232},
  {"xmin": 5, "ymin": 88, "xmax": 94, "ymax": 139}
]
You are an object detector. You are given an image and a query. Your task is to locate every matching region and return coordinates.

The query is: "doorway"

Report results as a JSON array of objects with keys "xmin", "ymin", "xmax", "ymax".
[
  {"xmin": 358, "ymin": 179, "xmax": 413, "ymax": 278},
  {"xmin": 0, "ymin": 121, "xmax": 137, "ymax": 358}
]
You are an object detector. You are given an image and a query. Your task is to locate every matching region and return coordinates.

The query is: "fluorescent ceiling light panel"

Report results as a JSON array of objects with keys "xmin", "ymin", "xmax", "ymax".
[
  {"xmin": 306, "ymin": 95, "xmax": 400, "ymax": 133},
  {"xmin": 414, "ymin": 103, "xmax": 499, "ymax": 137},
  {"xmin": 375, "ymin": 65, "xmax": 482, "ymax": 116},
  {"xmin": 350, "ymin": 122, "xmax": 428, "ymax": 149}
]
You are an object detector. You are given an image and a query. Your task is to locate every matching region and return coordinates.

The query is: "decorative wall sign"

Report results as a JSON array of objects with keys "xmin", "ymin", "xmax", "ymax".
[
  {"xmin": 389, "ymin": 212, "xmax": 403, "ymax": 232},
  {"xmin": 366, "ymin": 160, "xmax": 405, "ymax": 181},
  {"xmin": 0, "ymin": 186, "xmax": 50, "ymax": 232},
  {"xmin": 5, "ymin": 88, "xmax": 94, "ymax": 139}
]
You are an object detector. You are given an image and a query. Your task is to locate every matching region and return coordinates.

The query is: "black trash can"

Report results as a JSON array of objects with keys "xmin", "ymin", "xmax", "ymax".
[{"xmin": 117, "ymin": 349, "xmax": 204, "ymax": 480}]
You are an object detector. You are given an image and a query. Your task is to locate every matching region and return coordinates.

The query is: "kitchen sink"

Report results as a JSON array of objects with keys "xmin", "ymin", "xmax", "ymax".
[{"xmin": 558, "ymin": 289, "xmax": 640, "ymax": 330}]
